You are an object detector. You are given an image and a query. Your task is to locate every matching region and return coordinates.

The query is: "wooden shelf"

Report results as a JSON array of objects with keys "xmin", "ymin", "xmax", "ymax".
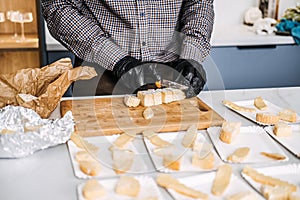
[{"xmin": 0, "ymin": 34, "xmax": 39, "ymax": 49}]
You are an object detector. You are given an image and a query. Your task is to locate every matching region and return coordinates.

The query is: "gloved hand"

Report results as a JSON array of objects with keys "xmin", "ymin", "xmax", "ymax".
[
  {"xmin": 112, "ymin": 56, "xmax": 161, "ymax": 93},
  {"xmin": 112, "ymin": 56, "xmax": 142, "ymax": 79},
  {"xmin": 171, "ymin": 59, "xmax": 206, "ymax": 98}
]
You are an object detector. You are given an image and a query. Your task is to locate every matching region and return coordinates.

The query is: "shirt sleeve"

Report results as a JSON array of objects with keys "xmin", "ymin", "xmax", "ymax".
[
  {"xmin": 41, "ymin": 0, "xmax": 127, "ymax": 70},
  {"xmin": 179, "ymin": 0, "xmax": 214, "ymax": 63}
]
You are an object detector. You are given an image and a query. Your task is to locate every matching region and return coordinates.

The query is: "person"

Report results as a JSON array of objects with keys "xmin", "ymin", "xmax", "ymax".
[{"xmin": 41, "ymin": 0, "xmax": 214, "ymax": 97}]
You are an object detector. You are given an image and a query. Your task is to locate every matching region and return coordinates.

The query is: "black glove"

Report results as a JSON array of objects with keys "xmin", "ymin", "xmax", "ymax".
[
  {"xmin": 171, "ymin": 59, "xmax": 206, "ymax": 98},
  {"xmin": 112, "ymin": 56, "xmax": 142, "ymax": 79},
  {"xmin": 112, "ymin": 56, "xmax": 161, "ymax": 93}
]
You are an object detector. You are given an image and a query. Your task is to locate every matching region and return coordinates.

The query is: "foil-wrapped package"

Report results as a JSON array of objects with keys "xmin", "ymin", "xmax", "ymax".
[{"xmin": 0, "ymin": 106, "xmax": 74, "ymax": 158}]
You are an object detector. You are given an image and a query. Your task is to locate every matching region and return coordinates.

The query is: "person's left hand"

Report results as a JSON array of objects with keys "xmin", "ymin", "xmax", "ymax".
[{"xmin": 171, "ymin": 59, "xmax": 206, "ymax": 97}]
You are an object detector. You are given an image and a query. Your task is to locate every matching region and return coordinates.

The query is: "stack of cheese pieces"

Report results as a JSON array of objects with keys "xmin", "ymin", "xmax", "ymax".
[{"xmin": 124, "ymin": 88, "xmax": 186, "ymax": 107}]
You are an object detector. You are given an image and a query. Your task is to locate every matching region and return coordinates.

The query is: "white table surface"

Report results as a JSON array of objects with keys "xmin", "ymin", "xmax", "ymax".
[{"xmin": 1, "ymin": 87, "xmax": 300, "ymax": 200}]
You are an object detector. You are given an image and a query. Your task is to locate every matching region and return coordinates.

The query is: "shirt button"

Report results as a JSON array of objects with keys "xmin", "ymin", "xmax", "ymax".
[
  {"xmin": 140, "ymin": 12, "xmax": 145, "ymax": 17},
  {"xmin": 142, "ymin": 41, "xmax": 146, "ymax": 46}
]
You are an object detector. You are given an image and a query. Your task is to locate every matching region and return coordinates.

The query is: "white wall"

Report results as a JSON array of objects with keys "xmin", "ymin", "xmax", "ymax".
[{"xmin": 214, "ymin": 0, "xmax": 299, "ymax": 27}]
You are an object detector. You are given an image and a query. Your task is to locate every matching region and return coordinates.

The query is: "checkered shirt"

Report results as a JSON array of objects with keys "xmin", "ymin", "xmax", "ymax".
[{"xmin": 42, "ymin": 0, "xmax": 214, "ymax": 70}]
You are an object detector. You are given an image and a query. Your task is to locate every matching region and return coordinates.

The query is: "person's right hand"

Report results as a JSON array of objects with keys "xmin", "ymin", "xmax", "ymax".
[
  {"xmin": 112, "ymin": 56, "xmax": 161, "ymax": 93},
  {"xmin": 112, "ymin": 56, "xmax": 142, "ymax": 79}
]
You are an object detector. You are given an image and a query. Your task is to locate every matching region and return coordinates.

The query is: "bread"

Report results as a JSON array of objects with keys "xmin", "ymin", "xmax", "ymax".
[
  {"xmin": 225, "ymin": 191, "xmax": 257, "ymax": 200},
  {"xmin": 124, "ymin": 95, "xmax": 140, "ymax": 107},
  {"xmin": 70, "ymin": 133, "xmax": 99, "ymax": 152},
  {"xmin": 223, "ymin": 100, "xmax": 256, "ymax": 112},
  {"xmin": 242, "ymin": 166, "xmax": 297, "ymax": 192},
  {"xmin": 182, "ymin": 125, "xmax": 198, "ymax": 148},
  {"xmin": 156, "ymin": 174, "xmax": 208, "ymax": 199},
  {"xmin": 79, "ymin": 160, "xmax": 101, "ymax": 176},
  {"xmin": 279, "ymin": 109, "xmax": 297, "ymax": 123},
  {"xmin": 82, "ymin": 179, "xmax": 105, "ymax": 199},
  {"xmin": 112, "ymin": 149, "xmax": 135, "ymax": 174},
  {"xmin": 260, "ymin": 152, "xmax": 286, "ymax": 160},
  {"xmin": 273, "ymin": 122, "xmax": 292, "ymax": 137},
  {"xmin": 219, "ymin": 121, "xmax": 241, "ymax": 144},
  {"xmin": 211, "ymin": 165, "xmax": 232, "ymax": 196},
  {"xmin": 192, "ymin": 152, "xmax": 214, "ymax": 169},
  {"xmin": 261, "ymin": 185, "xmax": 294, "ymax": 200},
  {"xmin": 163, "ymin": 154, "xmax": 182, "ymax": 171},
  {"xmin": 109, "ymin": 131, "xmax": 136, "ymax": 150},
  {"xmin": 143, "ymin": 130, "xmax": 171, "ymax": 147},
  {"xmin": 227, "ymin": 147, "xmax": 250, "ymax": 163},
  {"xmin": 256, "ymin": 113, "xmax": 279, "ymax": 124},
  {"xmin": 254, "ymin": 96, "xmax": 268, "ymax": 111},
  {"xmin": 115, "ymin": 176, "xmax": 140, "ymax": 197},
  {"xmin": 143, "ymin": 107, "xmax": 154, "ymax": 120}
]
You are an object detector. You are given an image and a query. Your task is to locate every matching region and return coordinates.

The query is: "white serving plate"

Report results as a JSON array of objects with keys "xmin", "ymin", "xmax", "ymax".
[
  {"xmin": 77, "ymin": 176, "xmax": 164, "ymax": 200},
  {"xmin": 241, "ymin": 164, "xmax": 300, "ymax": 197},
  {"xmin": 265, "ymin": 124, "xmax": 300, "ymax": 158},
  {"xmin": 207, "ymin": 126, "xmax": 289, "ymax": 164},
  {"xmin": 143, "ymin": 130, "xmax": 223, "ymax": 173},
  {"xmin": 67, "ymin": 135, "xmax": 148, "ymax": 179},
  {"xmin": 223, "ymin": 99, "xmax": 300, "ymax": 126},
  {"xmin": 167, "ymin": 172, "xmax": 263, "ymax": 200}
]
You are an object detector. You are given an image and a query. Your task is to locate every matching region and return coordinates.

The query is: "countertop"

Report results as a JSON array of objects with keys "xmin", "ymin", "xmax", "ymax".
[{"xmin": 0, "ymin": 87, "xmax": 300, "ymax": 200}]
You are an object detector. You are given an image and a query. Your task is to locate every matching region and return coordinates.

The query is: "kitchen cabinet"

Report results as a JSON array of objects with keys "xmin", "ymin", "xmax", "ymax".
[
  {"xmin": 209, "ymin": 44, "xmax": 300, "ymax": 90},
  {"xmin": 0, "ymin": 0, "xmax": 44, "ymax": 74}
]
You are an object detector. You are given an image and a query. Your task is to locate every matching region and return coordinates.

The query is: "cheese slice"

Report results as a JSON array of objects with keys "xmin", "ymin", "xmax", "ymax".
[
  {"xmin": 273, "ymin": 122, "xmax": 292, "ymax": 137},
  {"xmin": 278, "ymin": 109, "xmax": 297, "ymax": 122},
  {"xmin": 192, "ymin": 152, "xmax": 214, "ymax": 170},
  {"xmin": 182, "ymin": 125, "xmax": 198, "ymax": 148},
  {"xmin": 137, "ymin": 90, "xmax": 154, "ymax": 107},
  {"xmin": 112, "ymin": 149, "xmax": 135, "ymax": 174},
  {"xmin": 143, "ymin": 130, "xmax": 171, "ymax": 147},
  {"xmin": 225, "ymin": 191, "xmax": 257, "ymax": 200},
  {"xmin": 256, "ymin": 113, "xmax": 279, "ymax": 124},
  {"xmin": 261, "ymin": 185, "xmax": 294, "ymax": 200},
  {"xmin": 109, "ymin": 132, "xmax": 136, "ymax": 150},
  {"xmin": 211, "ymin": 165, "xmax": 232, "ymax": 196},
  {"xmin": 143, "ymin": 107, "xmax": 154, "ymax": 120},
  {"xmin": 227, "ymin": 147, "xmax": 250, "ymax": 163},
  {"xmin": 115, "ymin": 176, "xmax": 140, "ymax": 197},
  {"xmin": 156, "ymin": 174, "xmax": 208, "ymax": 199},
  {"xmin": 219, "ymin": 121, "xmax": 241, "ymax": 144},
  {"xmin": 82, "ymin": 179, "xmax": 105, "ymax": 199},
  {"xmin": 161, "ymin": 88, "xmax": 173, "ymax": 104},
  {"xmin": 242, "ymin": 166, "xmax": 297, "ymax": 192},
  {"xmin": 254, "ymin": 96, "xmax": 268, "ymax": 111},
  {"xmin": 124, "ymin": 95, "xmax": 140, "ymax": 107}
]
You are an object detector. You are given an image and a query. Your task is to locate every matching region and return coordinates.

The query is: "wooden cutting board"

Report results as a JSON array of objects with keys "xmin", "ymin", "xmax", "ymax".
[{"xmin": 60, "ymin": 97, "xmax": 224, "ymax": 137}]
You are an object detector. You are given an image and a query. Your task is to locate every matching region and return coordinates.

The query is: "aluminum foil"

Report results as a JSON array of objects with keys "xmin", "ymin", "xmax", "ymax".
[{"xmin": 0, "ymin": 106, "xmax": 74, "ymax": 158}]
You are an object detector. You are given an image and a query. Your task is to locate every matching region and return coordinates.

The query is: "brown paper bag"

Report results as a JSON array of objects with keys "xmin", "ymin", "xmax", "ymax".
[{"xmin": 0, "ymin": 58, "xmax": 97, "ymax": 118}]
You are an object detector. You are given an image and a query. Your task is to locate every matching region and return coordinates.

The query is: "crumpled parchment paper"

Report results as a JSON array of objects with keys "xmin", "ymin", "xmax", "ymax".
[{"xmin": 0, "ymin": 58, "xmax": 97, "ymax": 118}]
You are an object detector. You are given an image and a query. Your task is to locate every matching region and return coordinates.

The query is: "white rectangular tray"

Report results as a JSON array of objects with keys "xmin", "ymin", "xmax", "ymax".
[
  {"xmin": 77, "ymin": 176, "xmax": 164, "ymax": 200},
  {"xmin": 167, "ymin": 172, "xmax": 263, "ymax": 200},
  {"xmin": 67, "ymin": 135, "xmax": 148, "ymax": 179},
  {"xmin": 241, "ymin": 164, "xmax": 300, "ymax": 197},
  {"xmin": 143, "ymin": 130, "xmax": 223, "ymax": 173},
  {"xmin": 223, "ymin": 99, "xmax": 300, "ymax": 126},
  {"xmin": 265, "ymin": 124, "xmax": 300, "ymax": 158},
  {"xmin": 207, "ymin": 126, "xmax": 289, "ymax": 164}
]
